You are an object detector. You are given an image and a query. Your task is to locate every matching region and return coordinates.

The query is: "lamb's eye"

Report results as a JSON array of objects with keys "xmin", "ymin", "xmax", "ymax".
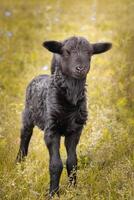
[
  {"xmin": 64, "ymin": 49, "xmax": 70, "ymax": 57},
  {"xmin": 66, "ymin": 50, "xmax": 70, "ymax": 55}
]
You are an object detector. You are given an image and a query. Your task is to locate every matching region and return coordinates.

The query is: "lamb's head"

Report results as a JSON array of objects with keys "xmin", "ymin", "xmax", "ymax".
[{"xmin": 43, "ymin": 36, "xmax": 112, "ymax": 79}]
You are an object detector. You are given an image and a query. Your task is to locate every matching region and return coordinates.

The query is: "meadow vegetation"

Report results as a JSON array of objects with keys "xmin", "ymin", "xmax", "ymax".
[{"xmin": 0, "ymin": 0, "xmax": 134, "ymax": 199}]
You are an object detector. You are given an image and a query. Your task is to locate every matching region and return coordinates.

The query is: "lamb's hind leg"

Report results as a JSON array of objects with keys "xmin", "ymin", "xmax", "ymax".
[{"xmin": 16, "ymin": 111, "xmax": 34, "ymax": 162}]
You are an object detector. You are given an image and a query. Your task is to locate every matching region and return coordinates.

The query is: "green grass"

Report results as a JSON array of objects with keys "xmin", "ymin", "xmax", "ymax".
[{"xmin": 0, "ymin": 0, "xmax": 134, "ymax": 199}]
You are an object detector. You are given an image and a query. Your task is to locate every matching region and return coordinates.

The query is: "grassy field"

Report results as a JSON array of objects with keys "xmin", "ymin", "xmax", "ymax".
[{"xmin": 0, "ymin": 0, "xmax": 134, "ymax": 199}]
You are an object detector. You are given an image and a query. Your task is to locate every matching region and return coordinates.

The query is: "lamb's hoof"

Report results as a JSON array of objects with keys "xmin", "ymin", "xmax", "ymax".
[
  {"xmin": 48, "ymin": 189, "xmax": 60, "ymax": 199},
  {"xmin": 15, "ymin": 151, "xmax": 26, "ymax": 164}
]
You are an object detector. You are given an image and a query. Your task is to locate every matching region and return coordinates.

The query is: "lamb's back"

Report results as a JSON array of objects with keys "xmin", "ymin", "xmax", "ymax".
[{"xmin": 24, "ymin": 74, "xmax": 50, "ymax": 130}]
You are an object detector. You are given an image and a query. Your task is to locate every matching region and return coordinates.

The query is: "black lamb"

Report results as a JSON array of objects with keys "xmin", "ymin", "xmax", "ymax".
[{"xmin": 16, "ymin": 36, "xmax": 112, "ymax": 198}]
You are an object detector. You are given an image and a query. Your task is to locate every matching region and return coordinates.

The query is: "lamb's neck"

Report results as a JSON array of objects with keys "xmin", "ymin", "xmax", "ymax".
[
  {"xmin": 65, "ymin": 77, "xmax": 86, "ymax": 105},
  {"xmin": 54, "ymin": 69, "xmax": 86, "ymax": 106}
]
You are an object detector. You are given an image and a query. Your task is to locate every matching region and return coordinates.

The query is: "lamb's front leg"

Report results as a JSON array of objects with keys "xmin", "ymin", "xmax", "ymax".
[
  {"xmin": 45, "ymin": 132, "xmax": 63, "ymax": 198},
  {"xmin": 65, "ymin": 131, "xmax": 81, "ymax": 186}
]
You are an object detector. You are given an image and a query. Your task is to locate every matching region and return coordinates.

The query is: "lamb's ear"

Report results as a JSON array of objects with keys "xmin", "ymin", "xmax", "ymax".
[
  {"xmin": 92, "ymin": 42, "xmax": 112, "ymax": 54},
  {"xmin": 43, "ymin": 41, "xmax": 63, "ymax": 54}
]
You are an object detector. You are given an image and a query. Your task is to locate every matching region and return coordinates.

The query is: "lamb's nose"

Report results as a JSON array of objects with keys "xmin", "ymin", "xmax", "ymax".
[{"xmin": 76, "ymin": 66, "xmax": 85, "ymax": 72}]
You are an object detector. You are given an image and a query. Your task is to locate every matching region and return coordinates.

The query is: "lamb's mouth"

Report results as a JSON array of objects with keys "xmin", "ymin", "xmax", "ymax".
[{"xmin": 72, "ymin": 72, "xmax": 87, "ymax": 79}]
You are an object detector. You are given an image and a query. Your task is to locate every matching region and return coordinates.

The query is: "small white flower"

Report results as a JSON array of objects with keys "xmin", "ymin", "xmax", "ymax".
[
  {"xmin": 42, "ymin": 65, "xmax": 48, "ymax": 71},
  {"xmin": 91, "ymin": 16, "xmax": 96, "ymax": 21},
  {"xmin": 4, "ymin": 10, "xmax": 12, "ymax": 17},
  {"xmin": 7, "ymin": 31, "xmax": 13, "ymax": 37}
]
